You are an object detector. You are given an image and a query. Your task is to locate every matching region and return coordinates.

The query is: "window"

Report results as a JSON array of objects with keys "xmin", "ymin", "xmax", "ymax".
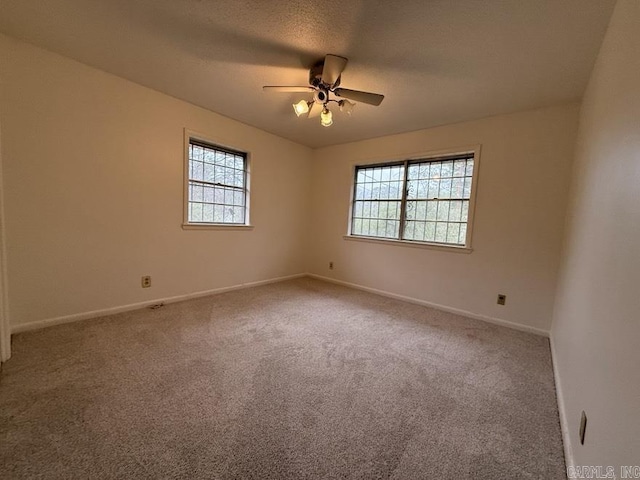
[
  {"xmin": 184, "ymin": 136, "xmax": 249, "ymax": 226},
  {"xmin": 350, "ymin": 151, "xmax": 478, "ymax": 248}
]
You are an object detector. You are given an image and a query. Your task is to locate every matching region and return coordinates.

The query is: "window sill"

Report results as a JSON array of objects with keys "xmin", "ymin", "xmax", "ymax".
[
  {"xmin": 182, "ymin": 223, "xmax": 254, "ymax": 231},
  {"xmin": 343, "ymin": 235, "xmax": 472, "ymax": 253}
]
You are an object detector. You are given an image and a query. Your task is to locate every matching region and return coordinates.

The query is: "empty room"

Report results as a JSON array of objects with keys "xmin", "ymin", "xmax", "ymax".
[{"xmin": 0, "ymin": 0, "xmax": 638, "ymax": 478}]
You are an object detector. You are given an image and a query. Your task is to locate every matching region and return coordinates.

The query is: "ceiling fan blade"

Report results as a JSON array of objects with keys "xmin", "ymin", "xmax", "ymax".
[
  {"xmin": 321, "ymin": 55, "xmax": 348, "ymax": 87},
  {"xmin": 308, "ymin": 102, "xmax": 323, "ymax": 118},
  {"xmin": 333, "ymin": 88, "xmax": 384, "ymax": 106},
  {"xmin": 263, "ymin": 86, "xmax": 315, "ymax": 93}
]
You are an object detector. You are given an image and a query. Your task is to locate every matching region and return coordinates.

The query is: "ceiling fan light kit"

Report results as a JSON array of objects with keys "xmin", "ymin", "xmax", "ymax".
[
  {"xmin": 264, "ymin": 54, "xmax": 384, "ymax": 128},
  {"xmin": 293, "ymin": 99, "xmax": 311, "ymax": 117},
  {"xmin": 320, "ymin": 107, "xmax": 333, "ymax": 127}
]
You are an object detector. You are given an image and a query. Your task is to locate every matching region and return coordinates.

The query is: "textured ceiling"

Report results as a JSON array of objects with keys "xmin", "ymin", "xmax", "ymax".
[{"xmin": 0, "ymin": 0, "xmax": 615, "ymax": 148}]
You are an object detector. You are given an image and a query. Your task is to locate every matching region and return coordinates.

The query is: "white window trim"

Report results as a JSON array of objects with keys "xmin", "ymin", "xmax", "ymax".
[
  {"xmin": 345, "ymin": 144, "xmax": 481, "ymax": 251},
  {"xmin": 182, "ymin": 129, "xmax": 252, "ymax": 230}
]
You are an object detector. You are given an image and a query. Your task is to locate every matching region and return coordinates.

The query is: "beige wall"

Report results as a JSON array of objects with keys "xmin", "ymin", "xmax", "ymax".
[
  {"xmin": 309, "ymin": 104, "xmax": 579, "ymax": 333},
  {"xmin": 0, "ymin": 35, "xmax": 312, "ymax": 328},
  {"xmin": 551, "ymin": 0, "xmax": 640, "ymax": 468}
]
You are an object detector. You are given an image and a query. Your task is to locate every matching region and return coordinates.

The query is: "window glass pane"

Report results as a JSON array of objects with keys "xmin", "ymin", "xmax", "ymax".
[
  {"xmin": 439, "ymin": 178, "xmax": 452, "ymax": 199},
  {"xmin": 436, "ymin": 201, "xmax": 450, "ymax": 221},
  {"xmin": 213, "ymin": 205, "xmax": 224, "ymax": 222},
  {"xmin": 203, "ymin": 163, "xmax": 215, "ymax": 183},
  {"xmin": 404, "ymin": 220, "xmax": 416, "ymax": 240},
  {"xmin": 389, "ymin": 181, "xmax": 402, "ymax": 199},
  {"xmin": 354, "ymin": 201, "xmax": 363, "ymax": 218},
  {"xmin": 404, "ymin": 201, "xmax": 418, "ymax": 220},
  {"xmin": 382, "ymin": 202, "xmax": 394, "ymax": 219},
  {"xmin": 189, "ymin": 183, "xmax": 203, "ymax": 202},
  {"xmin": 233, "ymin": 170, "xmax": 244, "ymax": 188},
  {"xmin": 417, "ymin": 179, "xmax": 428, "ymax": 198},
  {"xmin": 390, "ymin": 166, "xmax": 403, "ymax": 181},
  {"xmin": 191, "ymin": 161, "xmax": 204, "ymax": 181},
  {"xmin": 459, "ymin": 224, "xmax": 468, "ymax": 244},
  {"xmin": 447, "ymin": 223, "xmax": 460, "ymax": 244},
  {"xmin": 406, "ymin": 180, "xmax": 416, "ymax": 199},
  {"xmin": 370, "ymin": 201, "xmax": 379, "ymax": 219},
  {"xmin": 362, "ymin": 219, "xmax": 371, "ymax": 236},
  {"xmin": 375, "ymin": 182, "xmax": 390, "ymax": 200},
  {"xmin": 387, "ymin": 220, "xmax": 399, "ymax": 238},
  {"xmin": 234, "ymin": 206, "xmax": 245, "ymax": 223},
  {"xmin": 429, "ymin": 162, "xmax": 441, "ymax": 178},
  {"xmin": 441, "ymin": 160, "xmax": 453, "ymax": 177},
  {"xmin": 463, "ymin": 177, "xmax": 472, "ymax": 198},
  {"xmin": 453, "ymin": 159, "xmax": 466, "ymax": 177},
  {"xmin": 364, "ymin": 183, "xmax": 373, "ymax": 200},
  {"xmin": 435, "ymin": 222, "xmax": 448, "ymax": 243},
  {"xmin": 203, "ymin": 185, "xmax": 214, "ymax": 203},
  {"xmin": 428, "ymin": 179, "xmax": 440, "ymax": 198},
  {"xmin": 192, "ymin": 145, "xmax": 204, "ymax": 160},
  {"xmin": 451, "ymin": 178, "xmax": 464, "ymax": 198},
  {"xmin": 191, "ymin": 203, "xmax": 203, "ymax": 222},
  {"xmin": 413, "ymin": 222, "xmax": 425, "ymax": 241},
  {"xmin": 461, "ymin": 201, "xmax": 469, "ymax": 222},
  {"xmin": 449, "ymin": 201, "xmax": 462, "ymax": 222},
  {"xmin": 416, "ymin": 201, "xmax": 427, "ymax": 221},
  {"xmin": 426, "ymin": 201, "xmax": 437, "ymax": 221},
  {"xmin": 425, "ymin": 221, "xmax": 436, "ymax": 242},
  {"xmin": 466, "ymin": 159, "xmax": 474, "ymax": 176},
  {"xmin": 202, "ymin": 204, "xmax": 214, "ymax": 223},
  {"xmin": 352, "ymin": 218, "xmax": 362, "ymax": 235},
  {"xmin": 204, "ymin": 149, "xmax": 215, "ymax": 164}
]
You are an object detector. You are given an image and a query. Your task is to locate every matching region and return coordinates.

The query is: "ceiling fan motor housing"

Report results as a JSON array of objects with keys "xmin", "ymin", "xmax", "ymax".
[{"xmin": 314, "ymin": 89, "xmax": 329, "ymax": 104}]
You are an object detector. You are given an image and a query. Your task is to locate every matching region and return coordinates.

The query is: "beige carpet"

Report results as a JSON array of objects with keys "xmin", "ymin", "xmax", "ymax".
[{"xmin": 0, "ymin": 277, "xmax": 566, "ymax": 479}]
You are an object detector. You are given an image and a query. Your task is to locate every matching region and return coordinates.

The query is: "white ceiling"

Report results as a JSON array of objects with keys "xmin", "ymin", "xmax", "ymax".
[{"xmin": 0, "ymin": 0, "xmax": 615, "ymax": 148}]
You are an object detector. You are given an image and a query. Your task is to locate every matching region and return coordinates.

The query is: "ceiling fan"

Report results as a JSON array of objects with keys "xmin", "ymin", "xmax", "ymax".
[{"xmin": 263, "ymin": 54, "xmax": 384, "ymax": 127}]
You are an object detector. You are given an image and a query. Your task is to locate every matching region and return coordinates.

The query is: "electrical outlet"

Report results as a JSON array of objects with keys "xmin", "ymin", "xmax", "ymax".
[
  {"xmin": 141, "ymin": 276, "xmax": 151, "ymax": 288},
  {"xmin": 329, "ymin": 261, "xmax": 334, "ymax": 270},
  {"xmin": 497, "ymin": 294, "xmax": 506, "ymax": 305},
  {"xmin": 579, "ymin": 411, "xmax": 587, "ymax": 445}
]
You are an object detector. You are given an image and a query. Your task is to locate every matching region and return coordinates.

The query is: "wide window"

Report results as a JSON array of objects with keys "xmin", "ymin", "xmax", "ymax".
[
  {"xmin": 350, "ymin": 152, "xmax": 478, "ymax": 248},
  {"xmin": 185, "ymin": 137, "xmax": 248, "ymax": 225}
]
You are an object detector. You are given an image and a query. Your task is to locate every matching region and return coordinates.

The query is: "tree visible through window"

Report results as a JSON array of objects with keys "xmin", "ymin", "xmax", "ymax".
[
  {"xmin": 351, "ymin": 153, "xmax": 477, "ymax": 247},
  {"xmin": 186, "ymin": 139, "xmax": 248, "ymax": 225}
]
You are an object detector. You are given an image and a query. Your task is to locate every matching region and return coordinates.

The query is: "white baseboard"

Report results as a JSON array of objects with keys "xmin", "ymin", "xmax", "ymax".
[
  {"xmin": 308, "ymin": 273, "xmax": 550, "ymax": 337},
  {"xmin": 550, "ymin": 335, "xmax": 574, "ymax": 469},
  {"xmin": 11, "ymin": 271, "xmax": 550, "ymax": 339},
  {"xmin": 10, "ymin": 273, "xmax": 306, "ymax": 334}
]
